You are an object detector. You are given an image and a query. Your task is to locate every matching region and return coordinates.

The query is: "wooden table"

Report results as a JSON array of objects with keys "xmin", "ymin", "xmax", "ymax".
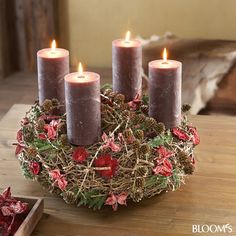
[{"xmin": 0, "ymin": 104, "xmax": 236, "ymax": 236}]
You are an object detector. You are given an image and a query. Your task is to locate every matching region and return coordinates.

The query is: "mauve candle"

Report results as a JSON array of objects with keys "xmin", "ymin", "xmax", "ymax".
[
  {"xmin": 148, "ymin": 48, "xmax": 182, "ymax": 129},
  {"xmin": 112, "ymin": 31, "xmax": 142, "ymax": 102},
  {"xmin": 37, "ymin": 40, "xmax": 69, "ymax": 113},
  {"xmin": 65, "ymin": 63, "xmax": 101, "ymax": 146}
]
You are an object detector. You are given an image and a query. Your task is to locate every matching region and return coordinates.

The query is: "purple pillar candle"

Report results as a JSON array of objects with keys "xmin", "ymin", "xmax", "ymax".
[
  {"xmin": 148, "ymin": 48, "xmax": 182, "ymax": 129},
  {"xmin": 65, "ymin": 63, "xmax": 101, "ymax": 146},
  {"xmin": 37, "ymin": 40, "xmax": 69, "ymax": 113},
  {"xmin": 112, "ymin": 31, "xmax": 142, "ymax": 102}
]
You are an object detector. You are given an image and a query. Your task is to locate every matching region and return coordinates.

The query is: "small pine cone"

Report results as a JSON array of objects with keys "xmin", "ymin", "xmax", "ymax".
[
  {"xmin": 122, "ymin": 110, "xmax": 130, "ymax": 118},
  {"xmin": 123, "ymin": 128, "xmax": 133, "ymax": 139},
  {"xmin": 139, "ymin": 143, "xmax": 150, "ymax": 155},
  {"xmin": 52, "ymin": 98, "xmax": 59, "ymax": 107},
  {"xmin": 131, "ymin": 189, "xmax": 144, "ymax": 202},
  {"xmin": 132, "ymin": 139, "xmax": 141, "ymax": 149},
  {"xmin": 109, "ymin": 91, "xmax": 117, "ymax": 98},
  {"xmin": 24, "ymin": 133, "xmax": 34, "ymax": 142},
  {"xmin": 114, "ymin": 93, "xmax": 125, "ymax": 104},
  {"xmin": 182, "ymin": 104, "xmax": 191, "ymax": 113},
  {"xmin": 42, "ymin": 99, "xmax": 53, "ymax": 112},
  {"xmin": 57, "ymin": 122, "xmax": 67, "ymax": 134},
  {"xmin": 154, "ymin": 122, "xmax": 165, "ymax": 135},
  {"xmin": 27, "ymin": 147, "xmax": 37, "ymax": 157},
  {"xmin": 35, "ymin": 119, "xmax": 45, "ymax": 131},
  {"xmin": 62, "ymin": 191, "xmax": 77, "ymax": 204},
  {"xmin": 141, "ymin": 105, "xmax": 149, "ymax": 115},
  {"xmin": 133, "ymin": 114, "xmax": 146, "ymax": 124},
  {"xmin": 183, "ymin": 164, "xmax": 194, "ymax": 175},
  {"xmin": 178, "ymin": 151, "xmax": 189, "ymax": 165},
  {"xmin": 134, "ymin": 129, "xmax": 144, "ymax": 140},
  {"xmin": 134, "ymin": 178, "xmax": 145, "ymax": 189},
  {"xmin": 120, "ymin": 103, "xmax": 130, "ymax": 110},
  {"xmin": 136, "ymin": 166, "xmax": 149, "ymax": 177},
  {"xmin": 145, "ymin": 117, "xmax": 157, "ymax": 129},
  {"xmin": 59, "ymin": 134, "xmax": 68, "ymax": 146}
]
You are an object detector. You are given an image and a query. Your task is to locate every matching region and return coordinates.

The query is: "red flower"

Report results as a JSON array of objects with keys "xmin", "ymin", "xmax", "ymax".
[
  {"xmin": 72, "ymin": 147, "xmax": 89, "ymax": 164},
  {"xmin": 128, "ymin": 94, "xmax": 142, "ymax": 111},
  {"xmin": 102, "ymin": 133, "xmax": 121, "ymax": 152},
  {"xmin": 44, "ymin": 124, "xmax": 57, "ymax": 140},
  {"xmin": 15, "ymin": 130, "xmax": 25, "ymax": 155},
  {"xmin": 105, "ymin": 192, "xmax": 128, "ymax": 211},
  {"xmin": 21, "ymin": 117, "xmax": 29, "ymax": 125},
  {"xmin": 156, "ymin": 146, "xmax": 174, "ymax": 162},
  {"xmin": 57, "ymin": 177, "xmax": 68, "ymax": 191},
  {"xmin": 38, "ymin": 133, "xmax": 47, "ymax": 140},
  {"xmin": 153, "ymin": 158, "xmax": 173, "ymax": 176},
  {"xmin": 29, "ymin": 162, "xmax": 40, "ymax": 175},
  {"xmin": 188, "ymin": 126, "xmax": 200, "ymax": 145},
  {"xmin": 94, "ymin": 154, "xmax": 118, "ymax": 179},
  {"xmin": 172, "ymin": 128, "xmax": 189, "ymax": 141},
  {"xmin": 49, "ymin": 169, "xmax": 67, "ymax": 191}
]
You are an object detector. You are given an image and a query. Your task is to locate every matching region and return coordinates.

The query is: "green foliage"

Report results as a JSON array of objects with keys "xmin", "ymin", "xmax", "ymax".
[
  {"xmin": 149, "ymin": 131, "xmax": 173, "ymax": 148},
  {"xmin": 145, "ymin": 175, "xmax": 168, "ymax": 189},
  {"xmin": 21, "ymin": 162, "xmax": 34, "ymax": 180},
  {"xmin": 101, "ymin": 83, "xmax": 112, "ymax": 91},
  {"xmin": 142, "ymin": 94, "xmax": 149, "ymax": 105},
  {"xmin": 77, "ymin": 190, "xmax": 107, "ymax": 210}
]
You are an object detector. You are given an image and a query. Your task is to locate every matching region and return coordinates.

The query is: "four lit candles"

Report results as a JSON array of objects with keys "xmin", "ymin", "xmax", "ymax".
[{"xmin": 37, "ymin": 32, "xmax": 182, "ymax": 146}]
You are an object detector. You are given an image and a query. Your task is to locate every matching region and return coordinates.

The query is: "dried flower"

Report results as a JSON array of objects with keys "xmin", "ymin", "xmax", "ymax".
[
  {"xmin": 102, "ymin": 133, "xmax": 121, "ymax": 152},
  {"xmin": 94, "ymin": 154, "xmax": 118, "ymax": 179},
  {"xmin": 72, "ymin": 147, "xmax": 89, "ymax": 164},
  {"xmin": 128, "ymin": 94, "xmax": 142, "ymax": 111},
  {"xmin": 172, "ymin": 128, "xmax": 189, "ymax": 141},
  {"xmin": 105, "ymin": 192, "xmax": 128, "ymax": 211},
  {"xmin": 49, "ymin": 169, "xmax": 67, "ymax": 191},
  {"xmin": 188, "ymin": 126, "xmax": 200, "ymax": 145},
  {"xmin": 153, "ymin": 159, "xmax": 173, "ymax": 176}
]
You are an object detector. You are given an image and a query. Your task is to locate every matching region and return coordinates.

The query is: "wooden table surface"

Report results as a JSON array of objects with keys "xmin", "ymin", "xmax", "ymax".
[{"xmin": 0, "ymin": 104, "xmax": 236, "ymax": 236}]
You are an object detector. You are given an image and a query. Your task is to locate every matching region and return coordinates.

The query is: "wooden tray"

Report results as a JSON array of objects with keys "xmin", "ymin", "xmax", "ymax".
[{"xmin": 14, "ymin": 196, "xmax": 44, "ymax": 236}]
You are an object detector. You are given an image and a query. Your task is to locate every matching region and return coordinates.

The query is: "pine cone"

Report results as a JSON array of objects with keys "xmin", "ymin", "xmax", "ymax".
[
  {"xmin": 134, "ymin": 178, "xmax": 145, "ymax": 188},
  {"xmin": 23, "ymin": 125, "xmax": 34, "ymax": 142},
  {"xmin": 145, "ymin": 117, "xmax": 157, "ymax": 129},
  {"xmin": 35, "ymin": 119, "xmax": 45, "ymax": 131},
  {"xmin": 27, "ymin": 147, "xmax": 37, "ymax": 157},
  {"xmin": 139, "ymin": 143, "xmax": 150, "ymax": 155},
  {"xmin": 131, "ymin": 189, "xmax": 144, "ymax": 202},
  {"xmin": 42, "ymin": 99, "xmax": 53, "ymax": 112},
  {"xmin": 57, "ymin": 122, "xmax": 67, "ymax": 134},
  {"xmin": 132, "ymin": 139, "xmax": 141, "ymax": 149},
  {"xmin": 184, "ymin": 164, "xmax": 194, "ymax": 175},
  {"xmin": 123, "ymin": 129, "xmax": 133, "ymax": 139},
  {"xmin": 120, "ymin": 103, "xmax": 130, "ymax": 110},
  {"xmin": 154, "ymin": 122, "xmax": 165, "ymax": 135},
  {"xmin": 59, "ymin": 134, "xmax": 68, "ymax": 146},
  {"xmin": 103, "ymin": 88, "xmax": 113, "ymax": 96},
  {"xmin": 182, "ymin": 104, "xmax": 191, "ymax": 113},
  {"xmin": 134, "ymin": 129, "xmax": 144, "ymax": 140},
  {"xmin": 136, "ymin": 166, "xmax": 149, "ymax": 177},
  {"xmin": 122, "ymin": 110, "xmax": 130, "ymax": 118},
  {"xmin": 141, "ymin": 105, "xmax": 149, "ymax": 115},
  {"xmin": 178, "ymin": 151, "xmax": 189, "ymax": 165},
  {"xmin": 62, "ymin": 191, "xmax": 77, "ymax": 204},
  {"xmin": 52, "ymin": 98, "xmax": 59, "ymax": 107},
  {"xmin": 114, "ymin": 93, "xmax": 125, "ymax": 104},
  {"xmin": 132, "ymin": 114, "xmax": 146, "ymax": 124}
]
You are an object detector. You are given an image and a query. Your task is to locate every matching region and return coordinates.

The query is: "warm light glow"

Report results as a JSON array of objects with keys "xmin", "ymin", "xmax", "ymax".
[
  {"xmin": 163, "ymin": 48, "xmax": 168, "ymax": 63},
  {"xmin": 78, "ymin": 62, "xmax": 84, "ymax": 77},
  {"xmin": 125, "ymin": 31, "xmax": 131, "ymax": 42},
  {"xmin": 51, "ymin": 40, "xmax": 56, "ymax": 52}
]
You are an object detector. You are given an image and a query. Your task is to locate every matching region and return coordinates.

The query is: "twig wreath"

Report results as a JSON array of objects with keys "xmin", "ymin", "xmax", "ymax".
[{"xmin": 15, "ymin": 85, "xmax": 199, "ymax": 211}]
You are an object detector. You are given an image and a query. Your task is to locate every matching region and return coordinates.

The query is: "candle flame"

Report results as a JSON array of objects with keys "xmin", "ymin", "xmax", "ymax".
[
  {"xmin": 51, "ymin": 40, "xmax": 56, "ymax": 52},
  {"xmin": 125, "ymin": 31, "xmax": 131, "ymax": 42},
  {"xmin": 163, "ymin": 48, "xmax": 168, "ymax": 62},
  {"xmin": 78, "ymin": 62, "xmax": 83, "ymax": 76}
]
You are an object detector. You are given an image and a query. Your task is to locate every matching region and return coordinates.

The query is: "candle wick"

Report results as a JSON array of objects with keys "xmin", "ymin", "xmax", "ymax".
[{"xmin": 77, "ymin": 75, "xmax": 85, "ymax": 79}]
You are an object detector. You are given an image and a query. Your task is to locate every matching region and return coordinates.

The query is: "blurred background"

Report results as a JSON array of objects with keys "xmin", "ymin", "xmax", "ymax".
[{"xmin": 0, "ymin": 0, "xmax": 236, "ymax": 119}]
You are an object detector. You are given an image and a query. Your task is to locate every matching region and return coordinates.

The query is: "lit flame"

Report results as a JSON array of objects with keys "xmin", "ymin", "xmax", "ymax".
[
  {"xmin": 78, "ymin": 62, "xmax": 83, "ymax": 77},
  {"xmin": 125, "ymin": 31, "xmax": 131, "ymax": 42},
  {"xmin": 163, "ymin": 48, "xmax": 168, "ymax": 62},
  {"xmin": 51, "ymin": 40, "xmax": 56, "ymax": 52}
]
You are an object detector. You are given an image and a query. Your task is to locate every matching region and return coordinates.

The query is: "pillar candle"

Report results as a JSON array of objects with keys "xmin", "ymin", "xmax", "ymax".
[
  {"xmin": 65, "ymin": 63, "xmax": 101, "ymax": 146},
  {"xmin": 112, "ymin": 31, "xmax": 142, "ymax": 102},
  {"xmin": 148, "ymin": 48, "xmax": 182, "ymax": 129},
  {"xmin": 37, "ymin": 40, "xmax": 69, "ymax": 113}
]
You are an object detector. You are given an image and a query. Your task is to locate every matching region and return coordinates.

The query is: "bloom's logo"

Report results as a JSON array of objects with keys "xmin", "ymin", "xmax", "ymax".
[{"xmin": 192, "ymin": 224, "xmax": 233, "ymax": 234}]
